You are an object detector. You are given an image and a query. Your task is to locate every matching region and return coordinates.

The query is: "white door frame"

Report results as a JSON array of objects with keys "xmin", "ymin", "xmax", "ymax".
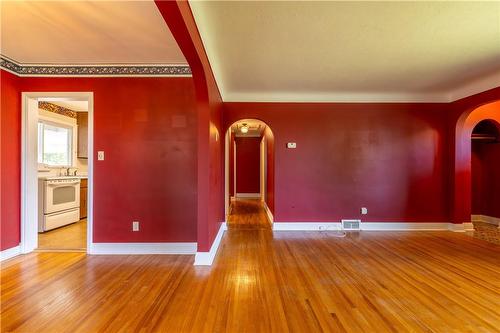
[{"xmin": 21, "ymin": 92, "xmax": 94, "ymax": 254}]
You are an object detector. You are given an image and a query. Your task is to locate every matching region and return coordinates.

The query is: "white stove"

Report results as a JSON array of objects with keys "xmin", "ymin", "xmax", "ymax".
[{"xmin": 38, "ymin": 177, "xmax": 81, "ymax": 232}]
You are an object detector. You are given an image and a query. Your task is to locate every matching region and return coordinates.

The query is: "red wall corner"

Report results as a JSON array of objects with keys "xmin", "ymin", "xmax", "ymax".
[
  {"xmin": 155, "ymin": 0, "xmax": 224, "ymax": 252},
  {"xmin": 1, "ymin": 69, "xmax": 21, "ymax": 250}
]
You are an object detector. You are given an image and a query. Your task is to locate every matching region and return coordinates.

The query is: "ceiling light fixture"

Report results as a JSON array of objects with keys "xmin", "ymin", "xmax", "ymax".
[{"xmin": 240, "ymin": 123, "xmax": 249, "ymax": 134}]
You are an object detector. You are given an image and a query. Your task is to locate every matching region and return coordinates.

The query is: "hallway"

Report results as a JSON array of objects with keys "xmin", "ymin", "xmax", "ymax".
[{"xmin": 227, "ymin": 199, "xmax": 272, "ymax": 230}]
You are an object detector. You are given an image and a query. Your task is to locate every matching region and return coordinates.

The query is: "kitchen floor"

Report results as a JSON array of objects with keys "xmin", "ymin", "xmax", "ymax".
[
  {"xmin": 37, "ymin": 219, "xmax": 87, "ymax": 251},
  {"xmin": 467, "ymin": 221, "xmax": 500, "ymax": 245}
]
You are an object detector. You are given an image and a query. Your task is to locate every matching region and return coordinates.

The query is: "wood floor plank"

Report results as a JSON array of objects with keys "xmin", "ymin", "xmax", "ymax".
[{"xmin": 1, "ymin": 200, "xmax": 499, "ymax": 332}]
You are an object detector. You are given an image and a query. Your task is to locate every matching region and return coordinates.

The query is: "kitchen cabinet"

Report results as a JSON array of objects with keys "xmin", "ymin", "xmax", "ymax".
[
  {"xmin": 77, "ymin": 112, "xmax": 88, "ymax": 159},
  {"xmin": 80, "ymin": 178, "xmax": 88, "ymax": 219}
]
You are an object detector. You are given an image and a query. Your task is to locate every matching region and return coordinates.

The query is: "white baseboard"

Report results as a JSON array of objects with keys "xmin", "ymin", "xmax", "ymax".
[
  {"xmin": 273, "ymin": 222, "xmax": 473, "ymax": 232},
  {"xmin": 361, "ymin": 222, "xmax": 451, "ymax": 231},
  {"xmin": 194, "ymin": 222, "xmax": 227, "ymax": 266},
  {"xmin": 89, "ymin": 242, "xmax": 197, "ymax": 255},
  {"xmin": 463, "ymin": 222, "xmax": 475, "ymax": 231},
  {"xmin": 236, "ymin": 193, "xmax": 261, "ymax": 198},
  {"xmin": 263, "ymin": 202, "xmax": 274, "ymax": 223},
  {"xmin": 471, "ymin": 214, "xmax": 500, "ymax": 226},
  {"xmin": 273, "ymin": 222, "xmax": 342, "ymax": 231},
  {"xmin": 1, "ymin": 245, "xmax": 21, "ymax": 261},
  {"xmin": 448, "ymin": 222, "xmax": 474, "ymax": 232}
]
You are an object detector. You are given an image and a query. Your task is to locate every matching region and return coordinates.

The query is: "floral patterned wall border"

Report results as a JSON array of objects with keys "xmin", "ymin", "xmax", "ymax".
[
  {"xmin": 39, "ymin": 101, "xmax": 78, "ymax": 119},
  {"xmin": 0, "ymin": 56, "xmax": 192, "ymax": 76}
]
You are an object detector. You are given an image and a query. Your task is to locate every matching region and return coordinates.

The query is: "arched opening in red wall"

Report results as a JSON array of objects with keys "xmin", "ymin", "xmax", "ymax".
[
  {"xmin": 470, "ymin": 119, "xmax": 500, "ymax": 227},
  {"xmin": 224, "ymin": 119, "xmax": 275, "ymax": 224},
  {"xmin": 453, "ymin": 100, "xmax": 500, "ymax": 230}
]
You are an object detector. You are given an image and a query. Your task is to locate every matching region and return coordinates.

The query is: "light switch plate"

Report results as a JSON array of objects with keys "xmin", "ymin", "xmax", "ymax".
[
  {"xmin": 97, "ymin": 151, "xmax": 105, "ymax": 161},
  {"xmin": 287, "ymin": 142, "xmax": 297, "ymax": 149},
  {"xmin": 132, "ymin": 221, "xmax": 140, "ymax": 231}
]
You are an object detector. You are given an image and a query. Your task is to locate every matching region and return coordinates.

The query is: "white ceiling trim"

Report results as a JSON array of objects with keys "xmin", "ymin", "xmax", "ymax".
[
  {"xmin": 224, "ymin": 91, "xmax": 448, "ymax": 103},
  {"xmin": 224, "ymin": 69, "xmax": 500, "ymax": 103},
  {"xmin": 224, "ymin": 79, "xmax": 500, "ymax": 103},
  {"xmin": 447, "ymin": 70, "xmax": 500, "ymax": 103}
]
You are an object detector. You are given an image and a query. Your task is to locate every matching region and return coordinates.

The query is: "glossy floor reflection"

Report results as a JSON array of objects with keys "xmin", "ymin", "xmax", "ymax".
[
  {"xmin": 2, "ymin": 201, "xmax": 499, "ymax": 332},
  {"xmin": 227, "ymin": 199, "xmax": 272, "ymax": 230}
]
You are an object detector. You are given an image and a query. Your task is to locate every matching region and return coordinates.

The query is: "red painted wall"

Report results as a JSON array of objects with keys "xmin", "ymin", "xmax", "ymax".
[
  {"xmin": 450, "ymin": 95, "xmax": 500, "ymax": 224},
  {"xmin": 224, "ymin": 103, "xmax": 451, "ymax": 223},
  {"xmin": 1, "ymin": 70, "xmax": 199, "ymax": 247},
  {"xmin": 156, "ymin": 1, "xmax": 224, "ymax": 252},
  {"xmin": 471, "ymin": 140, "xmax": 500, "ymax": 218},
  {"xmin": 1, "ymin": 70, "xmax": 21, "ymax": 250},
  {"xmin": 235, "ymin": 137, "xmax": 261, "ymax": 194},
  {"xmin": 263, "ymin": 127, "xmax": 275, "ymax": 214},
  {"xmin": 471, "ymin": 142, "xmax": 483, "ymax": 215},
  {"xmin": 480, "ymin": 143, "xmax": 500, "ymax": 218}
]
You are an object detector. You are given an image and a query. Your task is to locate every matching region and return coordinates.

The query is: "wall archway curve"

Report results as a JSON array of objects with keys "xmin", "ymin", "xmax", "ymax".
[
  {"xmin": 453, "ymin": 100, "xmax": 500, "ymax": 227},
  {"xmin": 223, "ymin": 117, "xmax": 274, "ymax": 136},
  {"xmin": 223, "ymin": 118, "xmax": 276, "ymax": 224}
]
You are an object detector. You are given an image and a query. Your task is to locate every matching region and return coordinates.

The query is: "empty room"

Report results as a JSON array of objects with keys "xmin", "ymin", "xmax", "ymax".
[{"xmin": 1, "ymin": 1, "xmax": 499, "ymax": 332}]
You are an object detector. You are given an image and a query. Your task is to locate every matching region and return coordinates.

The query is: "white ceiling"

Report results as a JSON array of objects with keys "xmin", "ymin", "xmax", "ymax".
[
  {"xmin": 0, "ymin": 0, "xmax": 186, "ymax": 65},
  {"xmin": 190, "ymin": 1, "xmax": 500, "ymax": 102}
]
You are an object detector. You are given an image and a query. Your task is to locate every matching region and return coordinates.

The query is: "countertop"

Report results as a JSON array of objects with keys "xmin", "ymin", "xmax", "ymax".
[{"xmin": 38, "ymin": 175, "xmax": 88, "ymax": 180}]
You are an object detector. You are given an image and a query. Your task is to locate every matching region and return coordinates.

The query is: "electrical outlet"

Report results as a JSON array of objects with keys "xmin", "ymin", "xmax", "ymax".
[
  {"xmin": 287, "ymin": 142, "xmax": 297, "ymax": 149},
  {"xmin": 132, "ymin": 221, "xmax": 140, "ymax": 231},
  {"xmin": 97, "ymin": 151, "xmax": 105, "ymax": 161},
  {"xmin": 361, "ymin": 207, "xmax": 368, "ymax": 215}
]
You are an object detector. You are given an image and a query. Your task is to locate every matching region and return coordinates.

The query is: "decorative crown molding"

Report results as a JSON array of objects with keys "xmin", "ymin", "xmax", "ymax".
[
  {"xmin": 39, "ymin": 101, "xmax": 78, "ymax": 118},
  {"xmin": 0, "ymin": 56, "xmax": 192, "ymax": 77}
]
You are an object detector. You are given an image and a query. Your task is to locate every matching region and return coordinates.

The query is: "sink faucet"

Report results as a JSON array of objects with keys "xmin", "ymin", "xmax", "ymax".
[{"xmin": 66, "ymin": 167, "xmax": 71, "ymax": 176}]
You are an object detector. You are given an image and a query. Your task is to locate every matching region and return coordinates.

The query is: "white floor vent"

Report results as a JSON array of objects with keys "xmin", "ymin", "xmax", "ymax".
[{"xmin": 341, "ymin": 219, "xmax": 361, "ymax": 231}]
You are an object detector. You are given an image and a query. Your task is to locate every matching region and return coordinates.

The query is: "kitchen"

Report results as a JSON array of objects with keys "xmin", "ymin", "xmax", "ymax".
[{"xmin": 36, "ymin": 101, "xmax": 88, "ymax": 251}]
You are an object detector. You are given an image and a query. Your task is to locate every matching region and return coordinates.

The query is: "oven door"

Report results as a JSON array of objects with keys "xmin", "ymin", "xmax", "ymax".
[{"xmin": 44, "ymin": 180, "xmax": 80, "ymax": 214}]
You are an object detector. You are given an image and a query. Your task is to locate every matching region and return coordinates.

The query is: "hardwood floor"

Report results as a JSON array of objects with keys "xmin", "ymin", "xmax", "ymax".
[
  {"xmin": 2, "ymin": 202, "xmax": 500, "ymax": 332},
  {"xmin": 37, "ymin": 219, "xmax": 87, "ymax": 251},
  {"xmin": 227, "ymin": 199, "xmax": 271, "ymax": 229}
]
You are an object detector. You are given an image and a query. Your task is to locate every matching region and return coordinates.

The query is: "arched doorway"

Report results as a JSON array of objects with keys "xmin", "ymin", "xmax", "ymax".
[
  {"xmin": 453, "ymin": 100, "xmax": 500, "ymax": 230},
  {"xmin": 224, "ymin": 119, "xmax": 275, "ymax": 228},
  {"xmin": 470, "ymin": 119, "xmax": 500, "ymax": 229}
]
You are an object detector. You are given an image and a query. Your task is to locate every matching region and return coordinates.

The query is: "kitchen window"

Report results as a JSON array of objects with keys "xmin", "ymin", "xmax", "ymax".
[{"xmin": 38, "ymin": 121, "xmax": 73, "ymax": 167}]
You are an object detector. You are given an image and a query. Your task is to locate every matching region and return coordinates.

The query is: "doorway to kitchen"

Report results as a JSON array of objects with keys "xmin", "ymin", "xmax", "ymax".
[
  {"xmin": 224, "ymin": 119, "xmax": 275, "ymax": 229},
  {"xmin": 21, "ymin": 92, "xmax": 93, "ymax": 253}
]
